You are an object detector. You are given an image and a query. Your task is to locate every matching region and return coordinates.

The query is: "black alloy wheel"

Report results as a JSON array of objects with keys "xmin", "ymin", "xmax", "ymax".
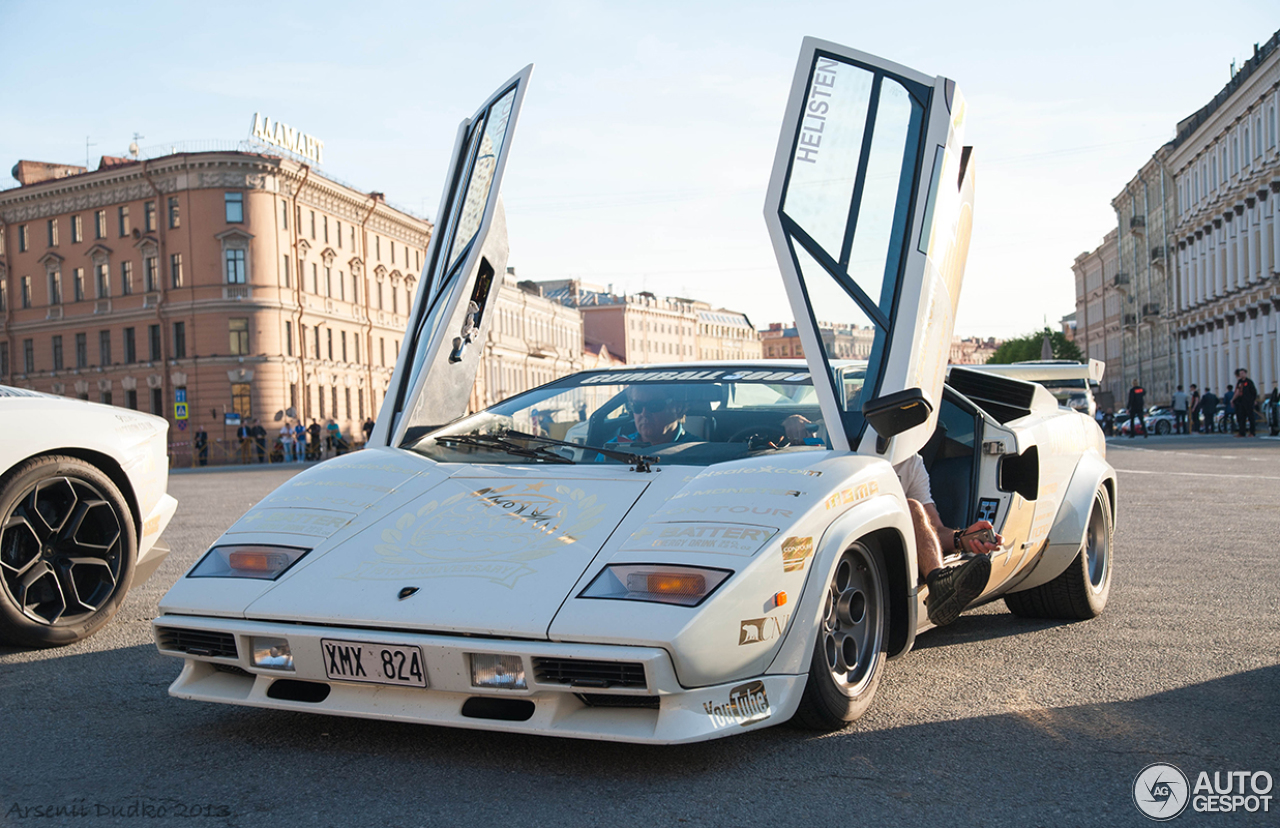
[{"xmin": 0, "ymin": 456, "xmax": 137, "ymax": 647}]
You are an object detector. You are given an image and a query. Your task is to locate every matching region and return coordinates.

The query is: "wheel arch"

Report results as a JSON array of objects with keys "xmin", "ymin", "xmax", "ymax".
[
  {"xmin": 766, "ymin": 495, "xmax": 917, "ymax": 678},
  {"xmin": 1009, "ymin": 449, "xmax": 1115, "ymax": 593}
]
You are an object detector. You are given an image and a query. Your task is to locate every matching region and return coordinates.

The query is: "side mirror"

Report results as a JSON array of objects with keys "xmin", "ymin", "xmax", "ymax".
[{"xmin": 862, "ymin": 388, "xmax": 934, "ymax": 453}]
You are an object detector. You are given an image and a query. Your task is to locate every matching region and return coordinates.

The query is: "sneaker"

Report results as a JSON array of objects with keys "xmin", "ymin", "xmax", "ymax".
[{"xmin": 925, "ymin": 555, "xmax": 991, "ymax": 627}]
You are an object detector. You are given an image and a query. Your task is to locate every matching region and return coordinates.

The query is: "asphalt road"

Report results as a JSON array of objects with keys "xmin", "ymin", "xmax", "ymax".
[{"xmin": 3, "ymin": 437, "xmax": 1278, "ymax": 827}]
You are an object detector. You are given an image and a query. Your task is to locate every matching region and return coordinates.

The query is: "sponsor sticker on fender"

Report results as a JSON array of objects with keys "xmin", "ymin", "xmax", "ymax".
[
  {"xmin": 704, "ymin": 681, "xmax": 771, "ymax": 727},
  {"xmin": 739, "ymin": 614, "xmax": 790, "ymax": 645},
  {"xmin": 781, "ymin": 536, "xmax": 814, "ymax": 572},
  {"xmin": 621, "ymin": 523, "xmax": 777, "ymax": 555},
  {"xmin": 824, "ymin": 480, "xmax": 879, "ymax": 510}
]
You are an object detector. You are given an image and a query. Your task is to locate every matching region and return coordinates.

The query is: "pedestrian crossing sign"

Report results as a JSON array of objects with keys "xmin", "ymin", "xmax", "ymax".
[{"xmin": 174, "ymin": 402, "xmax": 189, "ymax": 420}]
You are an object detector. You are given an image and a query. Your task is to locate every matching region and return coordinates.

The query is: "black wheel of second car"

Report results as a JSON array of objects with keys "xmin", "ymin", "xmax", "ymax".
[
  {"xmin": 792, "ymin": 540, "xmax": 886, "ymax": 730},
  {"xmin": 1155, "ymin": 420, "xmax": 1171, "ymax": 435},
  {"xmin": 0, "ymin": 455, "xmax": 137, "ymax": 648}
]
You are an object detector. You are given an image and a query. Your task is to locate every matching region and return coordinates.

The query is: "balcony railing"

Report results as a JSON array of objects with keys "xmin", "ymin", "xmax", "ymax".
[
  {"xmin": 1129, "ymin": 216, "xmax": 1146, "ymax": 232},
  {"xmin": 1142, "ymin": 303, "xmax": 1161, "ymax": 316},
  {"xmin": 1150, "ymin": 245, "xmax": 1166, "ymax": 261},
  {"xmin": 1112, "ymin": 273, "xmax": 1130, "ymax": 287},
  {"xmin": 223, "ymin": 285, "xmax": 252, "ymax": 300},
  {"xmin": 1124, "ymin": 313, "xmax": 1138, "ymax": 326},
  {"xmin": 94, "ymin": 299, "xmax": 111, "ymax": 314}
]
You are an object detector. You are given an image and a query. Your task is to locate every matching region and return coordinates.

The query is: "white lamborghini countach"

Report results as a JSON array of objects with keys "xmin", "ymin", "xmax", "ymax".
[{"xmin": 153, "ymin": 39, "xmax": 1117, "ymax": 743}]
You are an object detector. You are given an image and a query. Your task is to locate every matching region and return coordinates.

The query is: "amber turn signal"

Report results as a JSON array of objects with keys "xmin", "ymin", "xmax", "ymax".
[
  {"xmin": 774, "ymin": 591, "xmax": 788, "ymax": 607},
  {"xmin": 228, "ymin": 549, "xmax": 292, "ymax": 572},
  {"xmin": 646, "ymin": 573, "xmax": 707, "ymax": 596}
]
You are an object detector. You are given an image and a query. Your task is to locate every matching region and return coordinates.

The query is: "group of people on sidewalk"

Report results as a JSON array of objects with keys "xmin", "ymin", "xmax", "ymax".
[
  {"xmin": 1119, "ymin": 368, "xmax": 1277, "ymax": 438},
  {"xmin": 192, "ymin": 417, "xmax": 378, "ymax": 466}
]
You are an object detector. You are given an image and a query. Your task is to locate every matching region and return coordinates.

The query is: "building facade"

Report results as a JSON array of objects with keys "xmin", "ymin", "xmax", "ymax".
[
  {"xmin": 542, "ymin": 280, "xmax": 699, "ymax": 364},
  {"xmin": 948, "ymin": 336, "xmax": 1000, "ymax": 365},
  {"xmin": 468, "ymin": 269, "xmax": 585, "ymax": 410},
  {"xmin": 0, "ymin": 150, "xmax": 430, "ymax": 462},
  {"xmin": 694, "ymin": 304, "xmax": 763, "ymax": 361},
  {"xmin": 1072, "ymin": 230, "xmax": 1126, "ymax": 402},
  {"xmin": 759, "ymin": 321, "xmax": 875, "ymax": 360},
  {"xmin": 1168, "ymin": 32, "xmax": 1280, "ymax": 399},
  {"xmin": 1111, "ymin": 152, "xmax": 1179, "ymax": 405}
]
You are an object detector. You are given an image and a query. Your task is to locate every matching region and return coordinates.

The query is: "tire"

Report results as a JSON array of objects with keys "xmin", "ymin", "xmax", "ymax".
[
  {"xmin": 1005, "ymin": 487, "xmax": 1112, "ymax": 620},
  {"xmin": 1155, "ymin": 420, "xmax": 1171, "ymax": 435},
  {"xmin": 0, "ymin": 455, "xmax": 137, "ymax": 648},
  {"xmin": 792, "ymin": 541, "xmax": 886, "ymax": 730}
]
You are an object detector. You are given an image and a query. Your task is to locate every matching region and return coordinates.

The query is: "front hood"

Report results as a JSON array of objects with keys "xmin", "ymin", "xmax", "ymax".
[{"xmin": 243, "ymin": 472, "xmax": 650, "ymax": 639}]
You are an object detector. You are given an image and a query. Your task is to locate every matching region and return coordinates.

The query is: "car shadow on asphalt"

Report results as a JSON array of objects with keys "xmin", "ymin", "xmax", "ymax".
[{"xmin": 909, "ymin": 609, "xmax": 1075, "ymax": 650}]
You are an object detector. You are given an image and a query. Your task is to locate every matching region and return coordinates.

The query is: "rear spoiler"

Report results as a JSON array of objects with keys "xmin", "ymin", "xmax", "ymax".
[{"xmin": 961, "ymin": 359, "xmax": 1104, "ymax": 385}]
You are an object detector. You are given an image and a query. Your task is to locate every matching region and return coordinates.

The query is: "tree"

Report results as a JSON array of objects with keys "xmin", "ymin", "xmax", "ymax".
[{"xmin": 986, "ymin": 328, "xmax": 1083, "ymax": 364}]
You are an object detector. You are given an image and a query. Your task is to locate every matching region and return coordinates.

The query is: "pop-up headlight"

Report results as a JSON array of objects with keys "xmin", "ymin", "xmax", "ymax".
[
  {"xmin": 580, "ymin": 564, "xmax": 731, "ymax": 607},
  {"xmin": 188, "ymin": 545, "xmax": 310, "ymax": 580}
]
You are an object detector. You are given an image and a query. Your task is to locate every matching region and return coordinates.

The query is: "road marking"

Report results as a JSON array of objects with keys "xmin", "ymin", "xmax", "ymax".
[
  {"xmin": 1108, "ymin": 444, "xmax": 1274, "ymax": 462},
  {"xmin": 1117, "ymin": 468, "xmax": 1280, "ymax": 481}
]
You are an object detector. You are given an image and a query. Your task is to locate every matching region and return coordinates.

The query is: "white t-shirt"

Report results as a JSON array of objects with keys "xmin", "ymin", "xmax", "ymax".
[{"xmin": 893, "ymin": 454, "xmax": 933, "ymax": 506}]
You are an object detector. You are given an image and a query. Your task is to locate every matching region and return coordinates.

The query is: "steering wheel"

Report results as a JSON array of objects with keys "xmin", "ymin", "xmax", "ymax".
[{"xmin": 727, "ymin": 424, "xmax": 789, "ymax": 448}]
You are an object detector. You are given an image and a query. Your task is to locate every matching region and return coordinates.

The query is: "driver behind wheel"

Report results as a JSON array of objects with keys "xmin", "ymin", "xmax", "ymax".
[
  {"xmin": 608, "ymin": 385, "xmax": 697, "ymax": 447},
  {"xmin": 783, "ymin": 414, "xmax": 1002, "ymax": 626}
]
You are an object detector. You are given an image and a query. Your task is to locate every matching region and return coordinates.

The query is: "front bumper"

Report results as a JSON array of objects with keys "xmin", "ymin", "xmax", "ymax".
[{"xmin": 153, "ymin": 615, "xmax": 804, "ymax": 744}]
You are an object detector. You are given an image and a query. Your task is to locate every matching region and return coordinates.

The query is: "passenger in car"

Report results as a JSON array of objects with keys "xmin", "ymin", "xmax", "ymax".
[{"xmin": 783, "ymin": 414, "xmax": 1002, "ymax": 626}]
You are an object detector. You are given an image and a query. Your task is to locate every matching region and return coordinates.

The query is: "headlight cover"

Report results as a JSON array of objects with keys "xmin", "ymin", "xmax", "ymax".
[
  {"xmin": 188, "ymin": 545, "xmax": 310, "ymax": 580},
  {"xmin": 579, "ymin": 564, "xmax": 732, "ymax": 607}
]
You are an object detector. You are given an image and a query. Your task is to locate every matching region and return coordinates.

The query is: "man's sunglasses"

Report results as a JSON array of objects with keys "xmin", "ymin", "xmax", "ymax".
[{"xmin": 630, "ymin": 398, "xmax": 672, "ymax": 415}]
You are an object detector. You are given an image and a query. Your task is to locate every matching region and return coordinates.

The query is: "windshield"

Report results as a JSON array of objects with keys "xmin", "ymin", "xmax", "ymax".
[{"xmin": 404, "ymin": 366, "xmax": 838, "ymax": 467}]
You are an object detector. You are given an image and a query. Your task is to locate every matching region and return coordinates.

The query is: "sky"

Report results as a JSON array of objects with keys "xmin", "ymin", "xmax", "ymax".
[{"xmin": 1, "ymin": 1, "xmax": 1276, "ymax": 339}]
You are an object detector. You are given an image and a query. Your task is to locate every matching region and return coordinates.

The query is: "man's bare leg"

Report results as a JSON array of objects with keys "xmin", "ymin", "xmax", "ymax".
[{"xmin": 908, "ymin": 498, "xmax": 942, "ymax": 579}]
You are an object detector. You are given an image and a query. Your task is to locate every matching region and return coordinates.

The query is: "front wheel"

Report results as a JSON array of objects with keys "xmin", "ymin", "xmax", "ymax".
[
  {"xmin": 0, "ymin": 455, "xmax": 137, "ymax": 647},
  {"xmin": 1155, "ymin": 420, "xmax": 1171, "ymax": 435},
  {"xmin": 792, "ymin": 541, "xmax": 886, "ymax": 730},
  {"xmin": 1005, "ymin": 487, "xmax": 1112, "ymax": 620}
]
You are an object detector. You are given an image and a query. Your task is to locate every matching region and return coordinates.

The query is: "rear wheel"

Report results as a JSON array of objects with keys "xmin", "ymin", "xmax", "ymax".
[
  {"xmin": 1155, "ymin": 420, "xmax": 1171, "ymax": 435},
  {"xmin": 1005, "ymin": 488, "xmax": 1112, "ymax": 620},
  {"xmin": 0, "ymin": 455, "xmax": 137, "ymax": 648},
  {"xmin": 792, "ymin": 541, "xmax": 886, "ymax": 730}
]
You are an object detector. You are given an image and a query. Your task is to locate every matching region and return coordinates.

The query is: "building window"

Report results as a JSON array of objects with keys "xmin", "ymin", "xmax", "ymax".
[
  {"xmin": 285, "ymin": 321, "xmax": 293, "ymax": 356},
  {"xmin": 168, "ymin": 197, "xmax": 180, "ymax": 229},
  {"xmin": 95, "ymin": 210, "xmax": 106, "ymax": 239},
  {"xmin": 357, "ymin": 388, "xmax": 364, "ymax": 421},
  {"xmin": 100, "ymin": 390, "xmax": 111, "ymax": 406},
  {"xmin": 0, "ymin": 342, "xmax": 7, "ymax": 380},
  {"xmin": 390, "ymin": 240, "xmax": 396, "ymax": 265},
  {"xmin": 23, "ymin": 339, "xmax": 34, "ymax": 374},
  {"xmin": 52, "ymin": 335, "xmax": 64, "ymax": 371},
  {"xmin": 18, "ymin": 225, "xmax": 29, "ymax": 252},
  {"xmin": 310, "ymin": 263, "xmax": 318, "ymax": 294},
  {"xmin": 118, "ymin": 205, "xmax": 130, "ymax": 237},
  {"xmin": 377, "ymin": 281, "xmax": 384, "ymax": 310},
  {"xmin": 310, "ymin": 210, "xmax": 316, "ymax": 240},
  {"xmin": 117, "ymin": 260, "xmax": 131, "ymax": 295},
  {"xmin": 323, "ymin": 215, "xmax": 329, "ymax": 244},
  {"xmin": 289, "ymin": 384, "xmax": 297, "ymax": 414},
  {"xmin": 20, "ymin": 276, "xmax": 31, "ymax": 308},
  {"xmin": 171, "ymin": 253, "xmax": 184, "ymax": 288},
  {"xmin": 282, "ymin": 254, "xmax": 291, "ymax": 288},
  {"xmin": 229, "ymin": 318, "xmax": 249, "ymax": 355},
  {"xmin": 124, "ymin": 328, "xmax": 136, "ymax": 363},
  {"xmin": 95, "ymin": 263, "xmax": 110, "ymax": 298},
  {"xmin": 344, "ymin": 387, "xmax": 351, "ymax": 420},
  {"xmin": 327, "ymin": 328, "xmax": 333, "ymax": 360},
  {"xmin": 313, "ymin": 326, "xmax": 321, "ymax": 359},
  {"xmin": 150, "ymin": 388, "xmax": 163, "ymax": 416},
  {"xmin": 391, "ymin": 285, "xmax": 399, "ymax": 315},
  {"xmin": 73, "ymin": 268, "xmax": 85, "ymax": 302},
  {"xmin": 325, "ymin": 266, "xmax": 332, "ymax": 297},
  {"xmin": 336, "ymin": 220, "xmax": 342, "ymax": 248},
  {"xmin": 380, "ymin": 337, "xmax": 386, "ymax": 366},
  {"xmin": 71, "ymin": 215, "xmax": 82, "ymax": 243},
  {"xmin": 144, "ymin": 257, "xmax": 158, "ymax": 292},
  {"xmin": 225, "ymin": 191, "xmax": 244, "ymax": 223},
  {"xmin": 337, "ymin": 270, "xmax": 346, "ymax": 301},
  {"xmin": 341, "ymin": 330, "xmax": 348, "ymax": 362},
  {"xmin": 75, "ymin": 333, "xmax": 88, "ymax": 368},
  {"xmin": 173, "ymin": 321, "xmax": 186, "ymax": 359},
  {"xmin": 225, "ymin": 249, "xmax": 245, "ymax": 284},
  {"xmin": 332, "ymin": 387, "xmax": 338, "ymax": 419},
  {"xmin": 99, "ymin": 330, "xmax": 112, "ymax": 365},
  {"xmin": 353, "ymin": 335, "xmax": 360, "ymax": 365},
  {"xmin": 281, "ymin": 200, "xmax": 289, "ymax": 230},
  {"xmin": 148, "ymin": 324, "xmax": 161, "ymax": 361},
  {"xmin": 47, "ymin": 218, "xmax": 59, "ymax": 247},
  {"xmin": 145, "ymin": 200, "xmax": 156, "ymax": 232},
  {"xmin": 318, "ymin": 382, "xmax": 326, "ymax": 418},
  {"xmin": 126, "ymin": 389, "xmax": 137, "ymax": 410},
  {"xmin": 351, "ymin": 273, "xmax": 359, "ymax": 304},
  {"xmin": 375, "ymin": 236, "xmax": 381, "ymax": 260}
]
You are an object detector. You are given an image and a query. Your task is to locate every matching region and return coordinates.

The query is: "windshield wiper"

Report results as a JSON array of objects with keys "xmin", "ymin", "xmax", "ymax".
[
  {"xmin": 502, "ymin": 430, "xmax": 659, "ymax": 473},
  {"xmin": 433, "ymin": 432, "xmax": 575, "ymax": 464}
]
